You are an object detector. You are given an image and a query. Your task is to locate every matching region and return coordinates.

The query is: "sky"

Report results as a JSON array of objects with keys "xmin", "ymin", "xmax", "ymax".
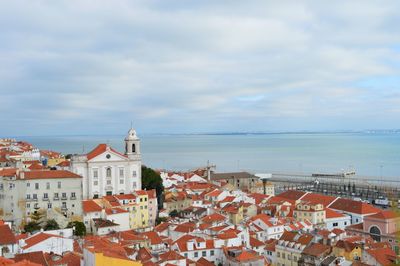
[{"xmin": 1, "ymin": 0, "xmax": 400, "ymax": 136}]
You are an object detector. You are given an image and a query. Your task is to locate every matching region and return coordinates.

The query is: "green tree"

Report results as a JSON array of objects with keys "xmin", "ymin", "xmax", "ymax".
[
  {"xmin": 44, "ymin": 219, "xmax": 59, "ymax": 231},
  {"xmin": 24, "ymin": 221, "xmax": 41, "ymax": 233},
  {"xmin": 156, "ymin": 217, "xmax": 168, "ymax": 225},
  {"xmin": 141, "ymin": 165, "xmax": 164, "ymax": 209},
  {"xmin": 67, "ymin": 221, "xmax": 86, "ymax": 236}
]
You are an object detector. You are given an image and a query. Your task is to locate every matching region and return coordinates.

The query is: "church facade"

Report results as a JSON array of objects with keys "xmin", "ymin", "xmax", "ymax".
[{"xmin": 71, "ymin": 128, "xmax": 142, "ymax": 199}]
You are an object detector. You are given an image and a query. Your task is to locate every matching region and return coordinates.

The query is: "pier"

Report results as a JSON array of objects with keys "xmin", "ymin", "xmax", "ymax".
[{"xmin": 267, "ymin": 171, "xmax": 400, "ymax": 206}]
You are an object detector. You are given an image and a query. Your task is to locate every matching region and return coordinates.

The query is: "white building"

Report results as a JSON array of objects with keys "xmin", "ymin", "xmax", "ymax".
[
  {"xmin": 0, "ymin": 169, "xmax": 83, "ymax": 228},
  {"xmin": 71, "ymin": 128, "xmax": 142, "ymax": 199},
  {"xmin": 19, "ymin": 232, "xmax": 73, "ymax": 255}
]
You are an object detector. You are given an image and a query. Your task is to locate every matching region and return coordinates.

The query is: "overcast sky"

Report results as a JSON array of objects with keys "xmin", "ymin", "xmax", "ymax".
[{"xmin": 1, "ymin": 0, "xmax": 400, "ymax": 136}]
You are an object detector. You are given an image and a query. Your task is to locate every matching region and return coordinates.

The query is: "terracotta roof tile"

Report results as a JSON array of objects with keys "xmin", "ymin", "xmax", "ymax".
[{"xmin": 0, "ymin": 224, "xmax": 17, "ymax": 245}]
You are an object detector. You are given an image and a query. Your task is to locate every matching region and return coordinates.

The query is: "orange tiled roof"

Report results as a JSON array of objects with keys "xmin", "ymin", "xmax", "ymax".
[
  {"xmin": 0, "ymin": 224, "xmax": 17, "ymax": 245},
  {"xmin": 19, "ymin": 170, "xmax": 81, "ymax": 180},
  {"xmin": 329, "ymin": 198, "xmax": 380, "ymax": 215},
  {"xmin": 366, "ymin": 210, "xmax": 399, "ymax": 220},
  {"xmin": 86, "ymin": 144, "xmax": 127, "ymax": 160},
  {"xmin": 82, "ymin": 200, "xmax": 102, "ymax": 213}
]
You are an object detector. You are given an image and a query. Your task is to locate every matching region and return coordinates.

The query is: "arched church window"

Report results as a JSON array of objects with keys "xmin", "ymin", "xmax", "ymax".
[
  {"xmin": 132, "ymin": 143, "xmax": 136, "ymax": 153},
  {"xmin": 106, "ymin": 167, "xmax": 112, "ymax": 178},
  {"xmin": 369, "ymin": 226, "xmax": 381, "ymax": 241},
  {"xmin": 125, "ymin": 143, "xmax": 128, "ymax": 153}
]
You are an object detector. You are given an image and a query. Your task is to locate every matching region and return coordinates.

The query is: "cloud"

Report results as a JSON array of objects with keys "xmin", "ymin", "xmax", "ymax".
[{"xmin": 0, "ymin": 0, "xmax": 399, "ymax": 135}]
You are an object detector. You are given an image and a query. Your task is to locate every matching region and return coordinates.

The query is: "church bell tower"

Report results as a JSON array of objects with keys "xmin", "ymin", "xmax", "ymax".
[{"xmin": 125, "ymin": 127, "xmax": 141, "ymax": 159}]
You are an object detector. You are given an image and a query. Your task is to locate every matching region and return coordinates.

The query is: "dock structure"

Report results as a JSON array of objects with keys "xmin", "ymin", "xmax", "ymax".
[{"xmin": 267, "ymin": 171, "xmax": 400, "ymax": 204}]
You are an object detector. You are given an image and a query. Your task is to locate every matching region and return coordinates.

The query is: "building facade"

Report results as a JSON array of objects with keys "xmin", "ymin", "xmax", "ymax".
[
  {"xmin": 71, "ymin": 128, "xmax": 142, "ymax": 199},
  {"xmin": 0, "ymin": 169, "xmax": 83, "ymax": 228}
]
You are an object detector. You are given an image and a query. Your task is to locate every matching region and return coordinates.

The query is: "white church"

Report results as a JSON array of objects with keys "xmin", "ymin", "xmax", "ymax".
[{"xmin": 71, "ymin": 128, "xmax": 142, "ymax": 199}]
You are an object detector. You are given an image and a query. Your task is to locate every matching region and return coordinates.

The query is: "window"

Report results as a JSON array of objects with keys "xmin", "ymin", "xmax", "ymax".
[
  {"xmin": 94, "ymin": 181, "xmax": 98, "ymax": 186},
  {"xmin": 33, "ymin": 194, "xmax": 37, "ymax": 199},
  {"xmin": 54, "ymin": 193, "xmax": 59, "ymax": 199},
  {"xmin": 93, "ymin": 169, "xmax": 98, "ymax": 179},
  {"xmin": 107, "ymin": 180, "xmax": 111, "ymax": 185},
  {"xmin": 26, "ymin": 203, "xmax": 30, "ymax": 208},
  {"xmin": 93, "ymin": 194, "xmax": 99, "ymax": 199},
  {"xmin": 48, "ymin": 203, "xmax": 52, "ymax": 208},
  {"xmin": 133, "ymin": 182, "xmax": 137, "ymax": 189},
  {"xmin": 210, "ymin": 250, "xmax": 214, "ymax": 256},
  {"xmin": 119, "ymin": 168, "xmax": 124, "ymax": 178},
  {"xmin": 132, "ymin": 144, "xmax": 135, "ymax": 152},
  {"xmin": 62, "ymin": 202, "xmax": 67, "ymax": 208},
  {"xmin": 35, "ymin": 183, "xmax": 39, "ymax": 189},
  {"xmin": 194, "ymin": 252, "xmax": 198, "ymax": 258},
  {"xmin": 202, "ymin": 251, "xmax": 206, "ymax": 256},
  {"xmin": 106, "ymin": 167, "xmax": 112, "ymax": 178},
  {"xmin": 43, "ymin": 193, "xmax": 48, "ymax": 199},
  {"xmin": 282, "ymin": 253, "xmax": 285, "ymax": 259},
  {"xmin": 132, "ymin": 171, "xmax": 137, "ymax": 177},
  {"xmin": 27, "ymin": 183, "xmax": 30, "ymax": 187},
  {"xmin": 333, "ymin": 222, "xmax": 338, "ymax": 227},
  {"xmin": 46, "ymin": 182, "xmax": 50, "ymax": 189},
  {"xmin": 71, "ymin": 192, "xmax": 76, "ymax": 198},
  {"xmin": 277, "ymin": 252, "xmax": 280, "ymax": 258},
  {"xmin": 120, "ymin": 179, "xmax": 124, "ymax": 184},
  {"xmin": 62, "ymin": 193, "xmax": 67, "ymax": 199},
  {"xmin": 26, "ymin": 194, "xmax": 31, "ymax": 199},
  {"xmin": 58, "ymin": 182, "xmax": 61, "ymax": 189}
]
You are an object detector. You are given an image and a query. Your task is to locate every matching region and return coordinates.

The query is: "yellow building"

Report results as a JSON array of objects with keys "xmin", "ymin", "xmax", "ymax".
[
  {"xmin": 332, "ymin": 240, "xmax": 362, "ymax": 261},
  {"xmin": 221, "ymin": 203, "xmax": 244, "ymax": 225},
  {"xmin": 93, "ymin": 252, "xmax": 142, "ymax": 266},
  {"xmin": 293, "ymin": 201, "xmax": 326, "ymax": 226},
  {"xmin": 133, "ymin": 191, "xmax": 149, "ymax": 228}
]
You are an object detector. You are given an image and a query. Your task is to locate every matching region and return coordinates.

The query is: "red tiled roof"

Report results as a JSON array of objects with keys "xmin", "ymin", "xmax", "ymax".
[
  {"xmin": 56, "ymin": 161, "xmax": 70, "ymax": 167},
  {"xmin": 366, "ymin": 210, "xmax": 399, "ymax": 220},
  {"xmin": 19, "ymin": 170, "xmax": 81, "ymax": 180},
  {"xmin": 249, "ymin": 237, "xmax": 264, "ymax": 247},
  {"xmin": 0, "ymin": 168, "xmax": 18, "ymax": 177},
  {"xmin": 277, "ymin": 190, "xmax": 307, "ymax": 201},
  {"xmin": 302, "ymin": 243, "xmax": 331, "ymax": 257},
  {"xmin": 140, "ymin": 231, "xmax": 163, "ymax": 245},
  {"xmin": 301, "ymin": 193, "xmax": 337, "ymax": 207},
  {"xmin": 158, "ymin": 250, "xmax": 185, "ymax": 262},
  {"xmin": 329, "ymin": 198, "xmax": 380, "ymax": 215},
  {"xmin": 0, "ymin": 224, "xmax": 17, "ymax": 245},
  {"xmin": 366, "ymin": 248, "xmax": 397, "ymax": 266},
  {"xmin": 86, "ymin": 144, "xmax": 127, "ymax": 160},
  {"xmin": 82, "ymin": 200, "xmax": 102, "ymax": 213},
  {"xmin": 201, "ymin": 213, "xmax": 226, "ymax": 223},
  {"xmin": 325, "ymin": 208, "xmax": 346, "ymax": 219},
  {"xmin": 0, "ymin": 256, "xmax": 14, "ymax": 265},
  {"xmin": 14, "ymin": 251, "xmax": 48, "ymax": 265}
]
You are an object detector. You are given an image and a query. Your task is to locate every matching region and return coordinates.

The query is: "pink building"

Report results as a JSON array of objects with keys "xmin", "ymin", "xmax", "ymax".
[{"xmin": 347, "ymin": 210, "xmax": 400, "ymax": 253}]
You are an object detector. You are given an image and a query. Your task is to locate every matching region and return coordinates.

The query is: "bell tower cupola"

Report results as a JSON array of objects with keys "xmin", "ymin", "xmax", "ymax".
[{"xmin": 125, "ymin": 127, "xmax": 140, "ymax": 159}]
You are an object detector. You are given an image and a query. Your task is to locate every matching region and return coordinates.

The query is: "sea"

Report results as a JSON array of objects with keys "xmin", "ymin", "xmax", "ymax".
[{"xmin": 18, "ymin": 132, "xmax": 400, "ymax": 180}]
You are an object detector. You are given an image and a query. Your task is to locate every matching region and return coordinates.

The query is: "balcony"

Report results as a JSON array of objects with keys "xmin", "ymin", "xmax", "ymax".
[
  {"xmin": 61, "ymin": 206, "xmax": 68, "ymax": 211},
  {"xmin": 53, "ymin": 197, "xmax": 59, "ymax": 201},
  {"xmin": 70, "ymin": 196, "xmax": 76, "ymax": 200},
  {"xmin": 61, "ymin": 196, "xmax": 68, "ymax": 200},
  {"xmin": 42, "ymin": 197, "xmax": 49, "ymax": 201}
]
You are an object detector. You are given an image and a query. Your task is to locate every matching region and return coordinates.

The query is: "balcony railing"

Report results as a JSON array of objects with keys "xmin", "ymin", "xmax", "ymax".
[
  {"xmin": 54, "ymin": 197, "xmax": 59, "ymax": 201},
  {"xmin": 70, "ymin": 196, "xmax": 76, "ymax": 200},
  {"xmin": 42, "ymin": 197, "xmax": 49, "ymax": 201},
  {"xmin": 61, "ymin": 196, "xmax": 68, "ymax": 200}
]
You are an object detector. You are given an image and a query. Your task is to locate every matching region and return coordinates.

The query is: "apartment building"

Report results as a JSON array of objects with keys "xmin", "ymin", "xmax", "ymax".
[{"xmin": 0, "ymin": 169, "xmax": 82, "ymax": 228}]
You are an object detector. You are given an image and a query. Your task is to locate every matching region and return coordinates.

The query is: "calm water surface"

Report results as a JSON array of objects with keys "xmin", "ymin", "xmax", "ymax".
[{"xmin": 19, "ymin": 133, "xmax": 400, "ymax": 178}]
